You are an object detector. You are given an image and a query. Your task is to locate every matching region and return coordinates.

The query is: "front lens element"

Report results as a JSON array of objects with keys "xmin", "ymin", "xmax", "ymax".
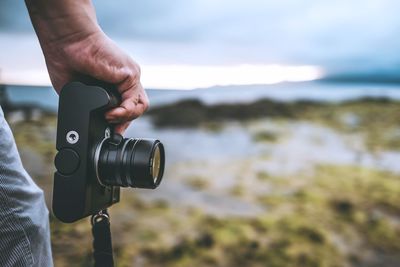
[{"xmin": 151, "ymin": 145, "xmax": 162, "ymax": 183}]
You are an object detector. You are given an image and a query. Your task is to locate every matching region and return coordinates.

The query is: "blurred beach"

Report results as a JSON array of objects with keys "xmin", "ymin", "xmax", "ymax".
[{"xmin": 2, "ymin": 82, "xmax": 400, "ymax": 267}]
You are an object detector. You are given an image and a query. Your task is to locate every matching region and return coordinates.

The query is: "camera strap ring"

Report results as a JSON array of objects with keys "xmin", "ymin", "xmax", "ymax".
[{"xmin": 91, "ymin": 210, "xmax": 109, "ymax": 226}]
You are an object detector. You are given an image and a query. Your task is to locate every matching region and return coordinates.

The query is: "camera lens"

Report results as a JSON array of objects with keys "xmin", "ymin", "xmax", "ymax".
[{"xmin": 95, "ymin": 135, "xmax": 165, "ymax": 189}]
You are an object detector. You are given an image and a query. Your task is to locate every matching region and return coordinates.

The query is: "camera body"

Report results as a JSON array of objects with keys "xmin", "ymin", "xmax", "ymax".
[{"xmin": 53, "ymin": 81, "xmax": 164, "ymax": 223}]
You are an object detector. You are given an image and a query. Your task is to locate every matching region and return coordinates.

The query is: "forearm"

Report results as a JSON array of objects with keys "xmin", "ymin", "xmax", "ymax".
[
  {"xmin": 25, "ymin": 0, "xmax": 101, "ymax": 47},
  {"xmin": 25, "ymin": 0, "xmax": 147, "ymax": 133}
]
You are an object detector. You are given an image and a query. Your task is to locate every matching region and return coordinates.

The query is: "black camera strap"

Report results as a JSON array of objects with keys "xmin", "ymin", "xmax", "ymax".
[{"xmin": 91, "ymin": 209, "xmax": 114, "ymax": 267}]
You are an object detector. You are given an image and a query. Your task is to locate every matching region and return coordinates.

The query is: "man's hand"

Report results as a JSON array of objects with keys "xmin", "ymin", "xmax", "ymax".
[
  {"xmin": 25, "ymin": 0, "xmax": 148, "ymax": 134},
  {"xmin": 41, "ymin": 32, "xmax": 149, "ymax": 134}
]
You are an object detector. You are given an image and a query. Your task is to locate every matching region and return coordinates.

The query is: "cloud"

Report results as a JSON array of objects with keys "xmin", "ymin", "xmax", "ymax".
[
  {"xmin": 1, "ymin": 0, "xmax": 400, "ymax": 80},
  {"xmin": 0, "ymin": 0, "xmax": 32, "ymax": 32}
]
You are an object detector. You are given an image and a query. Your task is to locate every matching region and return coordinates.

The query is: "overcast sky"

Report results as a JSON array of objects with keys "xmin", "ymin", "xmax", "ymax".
[{"xmin": 0, "ymin": 0, "xmax": 399, "ymax": 87}]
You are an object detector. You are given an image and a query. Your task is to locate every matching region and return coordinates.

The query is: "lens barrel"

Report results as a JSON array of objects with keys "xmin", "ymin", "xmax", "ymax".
[{"xmin": 96, "ymin": 135, "xmax": 165, "ymax": 189}]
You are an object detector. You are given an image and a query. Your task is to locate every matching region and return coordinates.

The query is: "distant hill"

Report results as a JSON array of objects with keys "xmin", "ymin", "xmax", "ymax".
[{"xmin": 320, "ymin": 73, "xmax": 400, "ymax": 85}]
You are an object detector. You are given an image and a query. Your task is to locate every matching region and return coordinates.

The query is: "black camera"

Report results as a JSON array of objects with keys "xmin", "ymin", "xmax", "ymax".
[{"xmin": 53, "ymin": 81, "xmax": 165, "ymax": 223}]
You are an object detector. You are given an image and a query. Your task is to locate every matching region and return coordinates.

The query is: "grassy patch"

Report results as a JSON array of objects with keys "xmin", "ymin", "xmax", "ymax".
[
  {"xmin": 253, "ymin": 131, "xmax": 279, "ymax": 143},
  {"xmin": 47, "ymin": 164, "xmax": 400, "ymax": 267},
  {"xmin": 185, "ymin": 176, "xmax": 210, "ymax": 190}
]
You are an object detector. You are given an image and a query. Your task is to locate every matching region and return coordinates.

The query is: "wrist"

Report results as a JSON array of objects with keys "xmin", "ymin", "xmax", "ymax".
[{"xmin": 25, "ymin": 0, "xmax": 101, "ymax": 47}]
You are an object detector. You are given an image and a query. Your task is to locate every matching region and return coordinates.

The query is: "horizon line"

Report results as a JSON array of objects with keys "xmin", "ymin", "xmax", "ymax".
[{"xmin": 0, "ymin": 64, "xmax": 324, "ymax": 90}]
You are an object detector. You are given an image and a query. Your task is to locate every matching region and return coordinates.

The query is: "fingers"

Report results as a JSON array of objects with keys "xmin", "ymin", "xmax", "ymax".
[
  {"xmin": 109, "ymin": 86, "xmax": 149, "ymax": 135},
  {"xmin": 105, "ymin": 83, "xmax": 149, "ymax": 123}
]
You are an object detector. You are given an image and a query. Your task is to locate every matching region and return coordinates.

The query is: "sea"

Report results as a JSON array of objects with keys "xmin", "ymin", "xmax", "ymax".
[{"xmin": 3, "ymin": 81, "xmax": 400, "ymax": 112}]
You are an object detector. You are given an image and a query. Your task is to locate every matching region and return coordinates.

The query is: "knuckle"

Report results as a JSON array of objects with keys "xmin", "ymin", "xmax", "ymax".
[
  {"xmin": 130, "ymin": 61, "xmax": 141, "ymax": 77},
  {"xmin": 124, "ymin": 112, "xmax": 133, "ymax": 122},
  {"xmin": 123, "ymin": 69, "xmax": 140, "ymax": 89},
  {"xmin": 134, "ymin": 63, "xmax": 141, "ymax": 77},
  {"xmin": 129, "ymin": 110, "xmax": 140, "ymax": 120},
  {"xmin": 128, "ymin": 64, "xmax": 141, "ymax": 81},
  {"xmin": 125, "ymin": 105, "xmax": 138, "ymax": 120}
]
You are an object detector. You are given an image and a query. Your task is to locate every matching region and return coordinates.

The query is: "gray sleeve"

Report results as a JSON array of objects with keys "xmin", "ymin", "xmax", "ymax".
[{"xmin": 0, "ymin": 106, "xmax": 53, "ymax": 266}]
